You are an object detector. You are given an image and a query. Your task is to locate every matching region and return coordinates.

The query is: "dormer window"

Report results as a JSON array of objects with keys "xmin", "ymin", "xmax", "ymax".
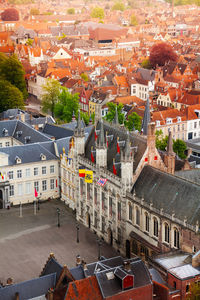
[
  {"xmin": 156, "ymin": 120, "xmax": 160, "ymax": 127},
  {"xmin": 166, "ymin": 118, "xmax": 172, "ymax": 125},
  {"xmin": 16, "ymin": 131, "xmax": 22, "ymax": 138},
  {"xmin": 177, "ymin": 116, "xmax": 181, "ymax": 123},
  {"xmin": 15, "ymin": 156, "xmax": 21, "ymax": 164},
  {"xmin": 2, "ymin": 128, "xmax": 8, "ymax": 136},
  {"xmin": 40, "ymin": 153, "xmax": 46, "ymax": 161}
]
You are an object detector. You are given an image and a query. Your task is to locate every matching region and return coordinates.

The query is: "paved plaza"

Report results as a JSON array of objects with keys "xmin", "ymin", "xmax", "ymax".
[{"xmin": 0, "ymin": 200, "xmax": 118, "ymax": 284}]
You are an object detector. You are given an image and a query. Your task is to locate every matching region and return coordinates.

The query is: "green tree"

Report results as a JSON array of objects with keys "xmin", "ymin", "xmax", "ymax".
[
  {"xmin": 125, "ymin": 112, "xmax": 142, "ymax": 131},
  {"xmin": 0, "ymin": 79, "xmax": 24, "ymax": 113},
  {"xmin": 54, "ymin": 87, "xmax": 79, "ymax": 122},
  {"xmin": 80, "ymin": 73, "xmax": 89, "ymax": 82},
  {"xmin": 67, "ymin": 8, "xmax": 75, "ymax": 14},
  {"xmin": 130, "ymin": 14, "xmax": 138, "ymax": 26},
  {"xmin": 91, "ymin": 7, "xmax": 104, "ymax": 19},
  {"xmin": 173, "ymin": 139, "xmax": 187, "ymax": 159},
  {"xmin": 112, "ymin": 1, "xmax": 125, "ymax": 11},
  {"xmin": 104, "ymin": 102, "xmax": 125, "ymax": 124},
  {"xmin": 0, "ymin": 53, "xmax": 28, "ymax": 99},
  {"xmin": 186, "ymin": 282, "xmax": 200, "ymax": 300},
  {"xmin": 141, "ymin": 58, "xmax": 152, "ymax": 69},
  {"xmin": 30, "ymin": 8, "xmax": 39, "ymax": 15},
  {"xmin": 155, "ymin": 130, "xmax": 168, "ymax": 151},
  {"xmin": 80, "ymin": 111, "xmax": 90, "ymax": 125},
  {"xmin": 26, "ymin": 38, "xmax": 33, "ymax": 46},
  {"xmin": 41, "ymin": 79, "xmax": 61, "ymax": 117}
]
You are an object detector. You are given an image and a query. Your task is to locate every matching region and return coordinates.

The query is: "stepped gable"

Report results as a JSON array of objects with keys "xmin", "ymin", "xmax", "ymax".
[
  {"xmin": 40, "ymin": 253, "xmax": 63, "ymax": 282},
  {"xmin": 84, "ymin": 121, "xmax": 147, "ymax": 175},
  {"xmin": 132, "ymin": 165, "xmax": 200, "ymax": 226}
]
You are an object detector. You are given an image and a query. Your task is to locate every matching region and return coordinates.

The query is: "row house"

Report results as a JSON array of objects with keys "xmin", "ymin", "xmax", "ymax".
[
  {"xmin": 152, "ymin": 109, "xmax": 187, "ymax": 140},
  {"xmin": 0, "ymin": 120, "xmax": 60, "ymax": 207}
]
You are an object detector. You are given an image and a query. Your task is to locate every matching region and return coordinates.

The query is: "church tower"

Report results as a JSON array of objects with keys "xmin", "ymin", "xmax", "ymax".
[
  {"xmin": 164, "ymin": 130, "xmax": 175, "ymax": 174},
  {"xmin": 74, "ymin": 111, "xmax": 85, "ymax": 156},
  {"xmin": 121, "ymin": 132, "xmax": 134, "ymax": 192},
  {"xmin": 96, "ymin": 121, "xmax": 107, "ymax": 168}
]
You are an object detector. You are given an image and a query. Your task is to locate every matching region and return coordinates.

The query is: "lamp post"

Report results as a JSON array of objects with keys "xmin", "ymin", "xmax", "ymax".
[
  {"xmin": 38, "ymin": 193, "xmax": 42, "ymax": 211},
  {"xmin": 97, "ymin": 238, "xmax": 102, "ymax": 260},
  {"xmin": 57, "ymin": 208, "xmax": 60, "ymax": 227},
  {"xmin": 76, "ymin": 222, "xmax": 79, "ymax": 243}
]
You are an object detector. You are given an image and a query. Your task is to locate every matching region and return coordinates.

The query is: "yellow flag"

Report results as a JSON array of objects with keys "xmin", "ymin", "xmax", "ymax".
[{"xmin": 85, "ymin": 170, "xmax": 93, "ymax": 183}]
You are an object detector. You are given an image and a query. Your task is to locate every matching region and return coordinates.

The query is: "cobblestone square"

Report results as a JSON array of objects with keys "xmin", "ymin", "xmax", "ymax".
[{"xmin": 0, "ymin": 200, "xmax": 118, "ymax": 284}]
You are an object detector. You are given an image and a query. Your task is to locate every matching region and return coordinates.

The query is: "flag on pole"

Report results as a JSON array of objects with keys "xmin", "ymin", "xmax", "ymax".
[
  {"xmin": 117, "ymin": 137, "xmax": 120, "ymax": 153},
  {"xmin": 113, "ymin": 159, "xmax": 117, "ymax": 175},
  {"xmin": 34, "ymin": 188, "xmax": 38, "ymax": 198},
  {"xmin": 97, "ymin": 178, "xmax": 107, "ymax": 186},
  {"xmin": 79, "ymin": 167, "xmax": 85, "ymax": 177},
  {"xmin": 85, "ymin": 170, "xmax": 93, "ymax": 183},
  {"xmin": 95, "ymin": 130, "xmax": 98, "ymax": 141},
  {"xmin": 0, "ymin": 172, "xmax": 4, "ymax": 180}
]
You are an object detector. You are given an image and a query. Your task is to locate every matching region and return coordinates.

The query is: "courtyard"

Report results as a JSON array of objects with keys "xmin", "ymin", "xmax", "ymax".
[{"xmin": 0, "ymin": 199, "xmax": 118, "ymax": 284}]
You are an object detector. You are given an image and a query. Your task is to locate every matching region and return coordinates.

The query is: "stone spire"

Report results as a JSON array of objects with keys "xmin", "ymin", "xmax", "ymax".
[
  {"xmin": 74, "ymin": 110, "xmax": 83, "ymax": 136},
  {"xmin": 123, "ymin": 131, "xmax": 131, "ymax": 161},
  {"xmin": 167, "ymin": 129, "xmax": 174, "ymax": 155},
  {"xmin": 113, "ymin": 106, "xmax": 119, "ymax": 125},
  {"xmin": 142, "ymin": 97, "xmax": 151, "ymax": 135},
  {"xmin": 98, "ymin": 120, "xmax": 105, "ymax": 148}
]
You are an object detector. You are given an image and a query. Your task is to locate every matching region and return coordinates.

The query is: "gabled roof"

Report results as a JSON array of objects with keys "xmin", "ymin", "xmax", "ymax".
[
  {"xmin": 0, "ymin": 273, "xmax": 56, "ymax": 300},
  {"xmin": 133, "ymin": 165, "xmax": 200, "ymax": 226},
  {"xmin": 42, "ymin": 123, "xmax": 73, "ymax": 140}
]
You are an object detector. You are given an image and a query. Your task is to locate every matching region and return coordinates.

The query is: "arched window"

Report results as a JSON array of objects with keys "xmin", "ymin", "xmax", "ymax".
[
  {"xmin": 164, "ymin": 223, "xmax": 170, "ymax": 243},
  {"xmin": 145, "ymin": 213, "xmax": 150, "ymax": 232},
  {"xmin": 174, "ymin": 228, "xmax": 180, "ymax": 248},
  {"xmin": 128, "ymin": 203, "xmax": 132, "ymax": 221},
  {"xmin": 153, "ymin": 218, "xmax": 159, "ymax": 237},
  {"xmin": 136, "ymin": 207, "xmax": 140, "ymax": 226}
]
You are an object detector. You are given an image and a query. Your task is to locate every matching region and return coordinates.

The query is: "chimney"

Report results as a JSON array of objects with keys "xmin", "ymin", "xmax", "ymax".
[
  {"xmin": 15, "ymin": 292, "xmax": 19, "ymax": 300},
  {"xmin": 21, "ymin": 113, "xmax": 25, "ymax": 123},
  {"xmin": 76, "ymin": 255, "xmax": 81, "ymax": 266},
  {"xmin": 47, "ymin": 288, "xmax": 54, "ymax": 300},
  {"xmin": 6, "ymin": 278, "xmax": 13, "ymax": 285},
  {"xmin": 123, "ymin": 260, "xmax": 131, "ymax": 272}
]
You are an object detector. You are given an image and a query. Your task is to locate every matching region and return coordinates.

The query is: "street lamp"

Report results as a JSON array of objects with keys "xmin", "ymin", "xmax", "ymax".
[
  {"xmin": 97, "ymin": 238, "xmax": 102, "ymax": 260},
  {"xmin": 76, "ymin": 222, "xmax": 79, "ymax": 243},
  {"xmin": 57, "ymin": 208, "xmax": 60, "ymax": 227},
  {"xmin": 38, "ymin": 193, "xmax": 42, "ymax": 211}
]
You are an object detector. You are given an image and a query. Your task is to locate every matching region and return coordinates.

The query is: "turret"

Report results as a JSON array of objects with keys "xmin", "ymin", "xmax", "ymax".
[
  {"xmin": 164, "ymin": 129, "xmax": 175, "ymax": 174},
  {"xmin": 121, "ymin": 131, "xmax": 133, "ymax": 191},
  {"xmin": 96, "ymin": 121, "xmax": 107, "ymax": 168},
  {"xmin": 74, "ymin": 111, "xmax": 85, "ymax": 156}
]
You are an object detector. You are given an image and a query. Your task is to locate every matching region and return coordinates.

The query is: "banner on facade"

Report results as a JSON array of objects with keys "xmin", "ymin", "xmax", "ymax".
[{"xmin": 85, "ymin": 170, "xmax": 93, "ymax": 183}]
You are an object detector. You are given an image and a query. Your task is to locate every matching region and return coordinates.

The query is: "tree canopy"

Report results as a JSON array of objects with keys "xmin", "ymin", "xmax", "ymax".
[
  {"xmin": 149, "ymin": 42, "xmax": 178, "ymax": 67},
  {"xmin": 155, "ymin": 130, "xmax": 169, "ymax": 151},
  {"xmin": 125, "ymin": 112, "xmax": 142, "ymax": 131},
  {"xmin": 54, "ymin": 87, "xmax": 79, "ymax": 123},
  {"xmin": 90, "ymin": 7, "xmax": 104, "ymax": 19},
  {"xmin": 104, "ymin": 103, "xmax": 125, "ymax": 124},
  {"xmin": 80, "ymin": 73, "xmax": 89, "ymax": 82},
  {"xmin": 30, "ymin": 8, "xmax": 40, "ymax": 15},
  {"xmin": 1, "ymin": 8, "xmax": 19, "ymax": 21},
  {"xmin": 41, "ymin": 79, "xmax": 61, "ymax": 117},
  {"xmin": 141, "ymin": 58, "xmax": 152, "ymax": 69},
  {"xmin": 67, "ymin": 8, "xmax": 75, "ymax": 14},
  {"xmin": 173, "ymin": 139, "xmax": 187, "ymax": 159},
  {"xmin": 130, "ymin": 14, "xmax": 138, "ymax": 26},
  {"xmin": 112, "ymin": 1, "xmax": 125, "ymax": 11},
  {"xmin": 0, "ymin": 54, "xmax": 28, "ymax": 100},
  {"xmin": 0, "ymin": 80, "xmax": 24, "ymax": 113}
]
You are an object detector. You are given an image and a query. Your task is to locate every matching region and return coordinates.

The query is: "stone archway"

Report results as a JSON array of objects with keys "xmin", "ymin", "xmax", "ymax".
[
  {"xmin": 0, "ymin": 190, "xmax": 3, "ymax": 209},
  {"xmin": 107, "ymin": 227, "xmax": 113, "ymax": 246}
]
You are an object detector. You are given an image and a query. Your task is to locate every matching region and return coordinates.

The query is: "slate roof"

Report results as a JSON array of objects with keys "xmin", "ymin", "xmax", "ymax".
[
  {"xmin": 40, "ymin": 257, "xmax": 63, "ymax": 282},
  {"xmin": 0, "ymin": 143, "xmax": 58, "ymax": 166},
  {"xmin": 84, "ymin": 121, "xmax": 147, "ymax": 175},
  {"xmin": 132, "ymin": 165, "xmax": 200, "ymax": 226},
  {"xmin": 0, "ymin": 120, "xmax": 51, "ymax": 144},
  {"xmin": 42, "ymin": 123, "xmax": 74, "ymax": 140},
  {"xmin": 0, "ymin": 273, "xmax": 56, "ymax": 300}
]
